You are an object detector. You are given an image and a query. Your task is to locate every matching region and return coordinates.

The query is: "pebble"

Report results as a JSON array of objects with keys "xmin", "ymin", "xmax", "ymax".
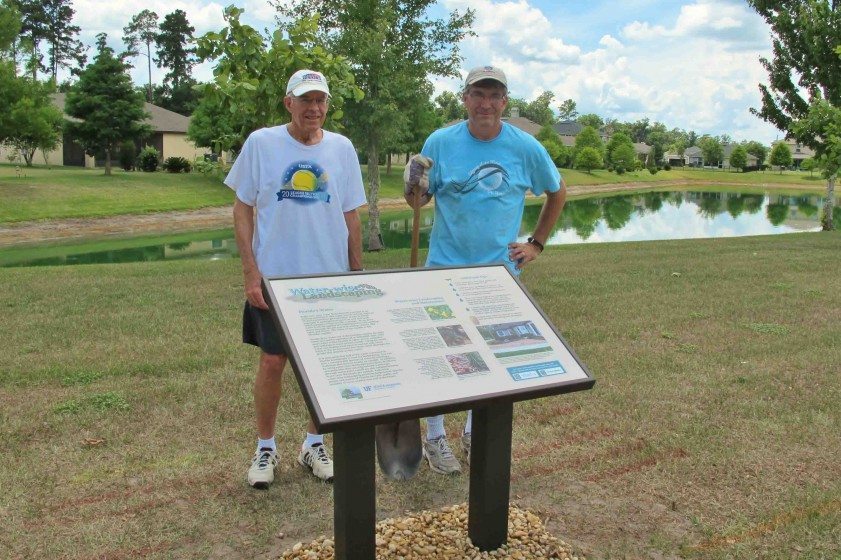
[{"xmin": 277, "ymin": 503, "xmax": 581, "ymax": 559}]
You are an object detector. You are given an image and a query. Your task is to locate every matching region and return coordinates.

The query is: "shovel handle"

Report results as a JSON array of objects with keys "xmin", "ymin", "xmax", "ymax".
[{"xmin": 410, "ymin": 186, "xmax": 421, "ymax": 268}]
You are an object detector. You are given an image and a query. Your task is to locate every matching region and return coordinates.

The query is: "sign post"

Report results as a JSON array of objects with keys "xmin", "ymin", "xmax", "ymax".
[{"xmin": 263, "ymin": 265, "xmax": 595, "ymax": 559}]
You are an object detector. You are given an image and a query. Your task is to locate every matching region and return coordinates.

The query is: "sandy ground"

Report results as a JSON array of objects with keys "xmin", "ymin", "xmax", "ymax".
[{"xmin": 0, "ymin": 181, "xmax": 820, "ymax": 248}]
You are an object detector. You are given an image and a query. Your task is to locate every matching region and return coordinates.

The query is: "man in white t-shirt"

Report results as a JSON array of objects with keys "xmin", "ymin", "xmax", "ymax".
[{"xmin": 224, "ymin": 69, "xmax": 367, "ymax": 488}]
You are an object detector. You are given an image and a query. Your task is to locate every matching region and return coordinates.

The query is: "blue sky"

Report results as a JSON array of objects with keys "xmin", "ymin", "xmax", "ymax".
[{"xmin": 73, "ymin": 0, "xmax": 782, "ymax": 144}]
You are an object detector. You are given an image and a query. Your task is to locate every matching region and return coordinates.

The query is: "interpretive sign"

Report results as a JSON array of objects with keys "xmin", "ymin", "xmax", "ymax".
[{"xmin": 263, "ymin": 264, "xmax": 593, "ymax": 432}]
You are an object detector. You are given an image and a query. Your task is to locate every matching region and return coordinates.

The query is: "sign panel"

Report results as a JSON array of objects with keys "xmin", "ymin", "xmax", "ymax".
[{"xmin": 264, "ymin": 265, "xmax": 594, "ymax": 431}]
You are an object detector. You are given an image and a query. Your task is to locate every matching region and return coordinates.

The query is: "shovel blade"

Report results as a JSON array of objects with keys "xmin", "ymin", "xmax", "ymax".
[{"xmin": 375, "ymin": 420, "xmax": 423, "ymax": 480}]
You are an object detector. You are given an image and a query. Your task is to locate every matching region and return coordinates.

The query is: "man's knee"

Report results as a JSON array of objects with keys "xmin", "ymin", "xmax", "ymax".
[{"xmin": 259, "ymin": 352, "xmax": 287, "ymax": 376}]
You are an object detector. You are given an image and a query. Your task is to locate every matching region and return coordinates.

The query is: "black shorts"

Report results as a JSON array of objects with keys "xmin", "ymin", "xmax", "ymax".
[{"xmin": 242, "ymin": 301, "xmax": 287, "ymax": 356}]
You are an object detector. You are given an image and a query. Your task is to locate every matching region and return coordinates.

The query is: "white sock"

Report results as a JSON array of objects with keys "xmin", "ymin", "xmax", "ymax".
[
  {"xmin": 464, "ymin": 410, "xmax": 472, "ymax": 435},
  {"xmin": 303, "ymin": 432, "xmax": 324, "ymax": 449},
  {"xmin": 425, "ymin": 415, "xmax": 446, "ymax": 440},
  {"xmin": 257, "ymin": 436, "xmax": 276, "ymax": 452}
]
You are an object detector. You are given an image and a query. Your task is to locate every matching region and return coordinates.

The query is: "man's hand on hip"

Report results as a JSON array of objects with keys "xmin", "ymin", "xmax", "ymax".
[{"xmin": 508, "ymin": 241, "xmax": 542, "ymax": 270}]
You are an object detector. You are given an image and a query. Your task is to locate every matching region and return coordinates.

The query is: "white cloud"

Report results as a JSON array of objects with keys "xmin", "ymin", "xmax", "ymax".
[{"xmin": 442, "ymin": 0, "xmax": 779, "ymax": 142}]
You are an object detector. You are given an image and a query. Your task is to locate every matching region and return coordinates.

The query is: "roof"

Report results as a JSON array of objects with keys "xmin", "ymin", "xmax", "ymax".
[
  {"xmin": 553, "ymin": 120, "xmax": 582, "ymax": 136},
  {"xmin": 52, "ymin": 93, "xmax": 191, "ymax": 133},
  {"xmin": 684, "ymin": 146, "xmax": 703, "ymax": 157},
  {"xmin": 633, "ymin": 142, "xmax": 651, "ymax": 154}
]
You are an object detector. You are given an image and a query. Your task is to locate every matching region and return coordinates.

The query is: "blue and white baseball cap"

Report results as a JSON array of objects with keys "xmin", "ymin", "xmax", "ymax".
[{"xmin": 286, "ymin": 69, "xmax": 331, "ymax": 97}]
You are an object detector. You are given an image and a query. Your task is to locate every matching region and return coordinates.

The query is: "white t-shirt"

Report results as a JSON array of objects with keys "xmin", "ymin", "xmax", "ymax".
[{"xmin": 224, "ymin": 125, "xmax": 366, "ymax": 277}]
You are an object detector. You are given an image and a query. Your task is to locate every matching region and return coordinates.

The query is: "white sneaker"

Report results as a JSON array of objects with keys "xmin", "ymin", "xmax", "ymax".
[
  {"xmin": 298, "ymin": 443, "xmax": 334, "ymax": 482},
  {"xmin": 422, "ymin": 436, "xmax": 462, "ymax": 474},
  {"xmin": 247, "ymin": 448, "xmax": 279, "ymax": 489}
]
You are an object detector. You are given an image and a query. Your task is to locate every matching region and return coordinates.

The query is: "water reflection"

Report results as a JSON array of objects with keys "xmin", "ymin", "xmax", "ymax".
[{"xmin": 1, "ymin": 191, "xmax": 834, "ymax": 267}]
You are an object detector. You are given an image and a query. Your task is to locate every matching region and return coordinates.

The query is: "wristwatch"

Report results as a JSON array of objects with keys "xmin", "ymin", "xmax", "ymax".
[{"xmin": 527, "ymin": 237, "xmax": 544, "ymax": 252}]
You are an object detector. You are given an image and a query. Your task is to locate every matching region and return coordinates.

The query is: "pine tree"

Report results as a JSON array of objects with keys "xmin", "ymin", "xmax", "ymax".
[
  {"xmin": 123, "ymin": 10, "xmax": 158, "ymax": 102},
  {"xmin": 65, "ymin": 34, "xmax": 150, "ymax": 175}
]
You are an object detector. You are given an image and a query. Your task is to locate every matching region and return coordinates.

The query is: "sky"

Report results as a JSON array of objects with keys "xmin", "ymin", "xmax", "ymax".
[{"xmin": 68, "ymin": 0, "xmax": 784, "ymax": 144}]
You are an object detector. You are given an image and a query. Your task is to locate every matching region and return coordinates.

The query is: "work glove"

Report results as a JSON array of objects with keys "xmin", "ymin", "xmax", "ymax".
[{"xmin": 403, "ymin": 154, "xmax": 434, "ymax": 199}]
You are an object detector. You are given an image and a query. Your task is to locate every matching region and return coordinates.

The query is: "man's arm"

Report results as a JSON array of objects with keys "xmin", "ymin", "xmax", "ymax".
[
  {"xmin": 345, "ymin": 208, "xmax": 363, "ymax": 270},
  {"xmin": 507, "ymin": 178, "xmax": 567, "ymax": 269},
  {"xmin": 233, "ymin": 198, "xmax": 268, "ymax": 309}
]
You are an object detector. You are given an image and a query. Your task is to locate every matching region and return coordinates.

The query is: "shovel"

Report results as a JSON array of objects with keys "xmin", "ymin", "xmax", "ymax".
[{"xmin": 374, "ymin": 158, "xmax": 430, "ymax": 480}]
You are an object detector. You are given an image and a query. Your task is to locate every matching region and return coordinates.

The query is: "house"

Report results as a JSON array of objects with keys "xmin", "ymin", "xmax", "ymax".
[
  {"xmin": 0, "ymin": 93, "xmax": 204, "ymax": 168},
  {"xmin": 783, "ymin": 138, "xmax": 816, "ymax": 168},
  {"xmin": 684, "ymin": 146, "xmax": 704, "ymax": 166},
  {"xmin": 721, "ymin": 143, "xmax": 759, "ymax": 169},
  {"xmin": 444, "ymin": 107, "xmax": 544, "ymax": 137}
]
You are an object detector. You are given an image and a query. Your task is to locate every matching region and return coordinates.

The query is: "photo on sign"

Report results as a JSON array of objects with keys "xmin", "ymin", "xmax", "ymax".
[
  {"xmin": 338, "ymin": 386, "xmax": 363, "ymax": 400},
  {"xmin": 476, "ymin": 320, "xmax": 552, "ymax": 358},
  {"xmin": 446, "ymin": 351, "xmax": 489, "ymax": 376},
  {"xmin": 436, "ymin": 324, "xmax": 471, "ymax": 347},
  {"xmin": 425, "ymin": 304, "xmax": 455, "ymax": 321}
]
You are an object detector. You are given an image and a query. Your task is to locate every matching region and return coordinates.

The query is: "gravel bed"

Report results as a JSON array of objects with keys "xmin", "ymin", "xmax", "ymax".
[{"xmin": 279, "ymin": 503, "xmax": 582, "ymax": 559}]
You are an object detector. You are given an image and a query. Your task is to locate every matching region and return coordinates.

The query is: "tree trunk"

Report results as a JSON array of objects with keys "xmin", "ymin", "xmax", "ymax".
[
  {"xmin": 23, "ymin": 148, "xmax": 34, "ymax": 167},
  {"xmin": 146, "ymin": 42, "xmax": 153, "ymax": 103},
  {"xmin": 386, "ymin": 153, "xmax": 391, "ymax": 175},
  {"xmin": 822, "ymin": 174, "xmax": 836, "ymax": 231},
  {"xmin": 105, "ymin": 149, "xmax": 112, "ymax": 176},
  {"xmin": 366, "ymin": 135, "xmax": 383, "ymax": 251}
]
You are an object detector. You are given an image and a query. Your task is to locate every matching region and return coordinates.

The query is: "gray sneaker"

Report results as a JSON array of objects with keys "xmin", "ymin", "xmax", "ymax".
[
  {"xmin": 422, "ymin": 436, "xmax": 462, "ymax": 474},
  {"xmin": 298, "ymin": 443, "xmax": 334, "ymax": 482},
  {"xmin": 461, "ymin": 432, "xmax": 471, "ymax": 465},
  {"xmin": 247, "ymin": 448, "xmax": 279, "ymax": 489}
]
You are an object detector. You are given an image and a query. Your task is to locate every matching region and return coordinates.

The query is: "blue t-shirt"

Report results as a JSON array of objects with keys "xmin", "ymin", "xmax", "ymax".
[{"xmin": 421, "ymin": 121, "xmax": 561, "ymax": 274}]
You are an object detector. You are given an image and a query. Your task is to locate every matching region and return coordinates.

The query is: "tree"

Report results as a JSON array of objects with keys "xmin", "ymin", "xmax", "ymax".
[
  {"xmin": 749, "ymin": 0, "xmax": 840, "ymax": 230},
  {"xmin": 729, "ymin": 144, "xmax": 748, "ymax": 171},
  {"xmin": 153, "ymin": 10, "xmax": 198, "ymax": 114},
  {"xmin": 800, "ymin": 156, "xmax": 817, "ymax": 176},
  {"xmin": 13, "ymin": 0, "xmax": 48, "ymax": 79},
  {"xmin": 557, "ymin": 98, "xmax": 577, "ymax": 121},
  {"xmin": 791, "ymin": 98, "xmax": 841, "ymax": 226},
  {"xmin": 194, "ymin": 9, "xmax": 362, "ymax": 155},
  {"xmin": 698, "ymin": 135, "xmax": 723, "ymax": 166},
  {"xmin": 605, "ymin": 132, "xmax": 635, "ymax": 169},
  {"xmin": 0, "ymin": 2, "xmax": 19, "ymax": 55},
  {"xmin": 577, "ymin": 113, "xmax": 603, "ymax": 129},
  {"xmin": 42, "ymin": 0, "xmax": 86, "ymax": 83},
  {"xmin": 123, "ymin": 9, "xmax": 159, "ymax": 102},
  {"xmin": 769, "ymin": 141, "xmax": 792, "ymax": 173},
  {"xmin": 434, "ymin": 90, "xmax": 465, "ymax": 122},
  {"xmin": 3, "ymin": 79, "xmax": 63, "ymax": 165},
  {"xmin": 275, "ymin": 0, "xmax": 474, "ymax": 251},
  {"xmin": 65, "ymin": 33, "xmax": 150, "ymax": 175},
  {"xmin": 575, "ymin": 146, "xmax": 602, "ymax": 173},
  {"xmin": 505, "ymin": 91, "xmax": 555, "ymax": 125},
  {"xmin": 574, "ymin": 125, "xmax": 604, "ymax": 157},
  {"xmin": 743, "ymin": 140, "xmax": 768, "ymax": 166}
]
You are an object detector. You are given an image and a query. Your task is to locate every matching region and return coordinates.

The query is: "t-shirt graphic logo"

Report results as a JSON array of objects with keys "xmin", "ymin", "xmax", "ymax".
[
  {"xmin": 452, "ymin": 162, "xmax": 509, "ymax": 195},
  {"xmin": 277, "ymin": 161, "xmax": 331, "ymax": 203}
]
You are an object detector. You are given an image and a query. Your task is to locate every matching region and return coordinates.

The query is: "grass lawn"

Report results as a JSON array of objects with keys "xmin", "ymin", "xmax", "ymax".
[
  {"xmin": 2, "ymin": 163, "xmax": 826, "ymax": 224},
  {"xmin": 1, "ymin": 232, "xmax": 838, "ymax": 559},
  {"xmin": 0, "ymin": 164, "xmax": 233, "ymax": 223}
]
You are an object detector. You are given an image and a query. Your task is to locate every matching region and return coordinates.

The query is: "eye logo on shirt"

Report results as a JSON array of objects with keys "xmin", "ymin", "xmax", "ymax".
[
  {"xmin": 278, "ymin": 161, "xmax": 331, "ymax": 203},
  {"xmin": 452, "ymin": 162, "xmax": 509, "ymax": 196}
]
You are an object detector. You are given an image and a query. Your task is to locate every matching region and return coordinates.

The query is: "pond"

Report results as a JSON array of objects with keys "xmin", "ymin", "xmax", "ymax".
[{"xmin": 1, "ymin": 189, "xmax": 834, "ymax": 268}]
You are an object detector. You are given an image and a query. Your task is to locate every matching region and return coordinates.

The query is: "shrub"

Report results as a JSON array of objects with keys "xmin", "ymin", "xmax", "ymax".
[
  {"xmin": 663, "ymin": 163, "xmax": 672, "ymax": 171},
  {"xmin": 634, "ymin": 159, "xmax": 644, "ymax": 171},
  {"xmin": 138, "ymin": 146, "xmax": 160, "ymax": 172},
  {"xmin": 615, "ymin": 165, "xmax": 626, "ymax": 175},
  {"xmin": 162, "ymin": 156, "xmax": 192, "ymax": 173},
  {"xmin": 193, "ymin": 157, "xmax": 226, "ymax": 179},
  {"xmin": 647, "ymin": 165, "xmax": 658, "ymax": 175},
  {"xmin": 118, "ymin": 141, "xmax": 136, "ymax": 171}
]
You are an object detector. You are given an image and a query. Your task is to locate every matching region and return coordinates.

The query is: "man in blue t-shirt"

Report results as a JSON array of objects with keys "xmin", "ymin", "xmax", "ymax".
[{"xmin": 404, "ymin": 65, "xmax": 566, "ymax": 475}]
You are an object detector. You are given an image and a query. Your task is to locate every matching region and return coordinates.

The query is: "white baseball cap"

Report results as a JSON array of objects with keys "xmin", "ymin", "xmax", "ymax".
[
  {"xmin": 465, "ymin": 65, "xmax": 507, "ymax": 89},
  {"xmin": 286, "ymin": 69, "xmax": 331, "ymax": 97}
]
